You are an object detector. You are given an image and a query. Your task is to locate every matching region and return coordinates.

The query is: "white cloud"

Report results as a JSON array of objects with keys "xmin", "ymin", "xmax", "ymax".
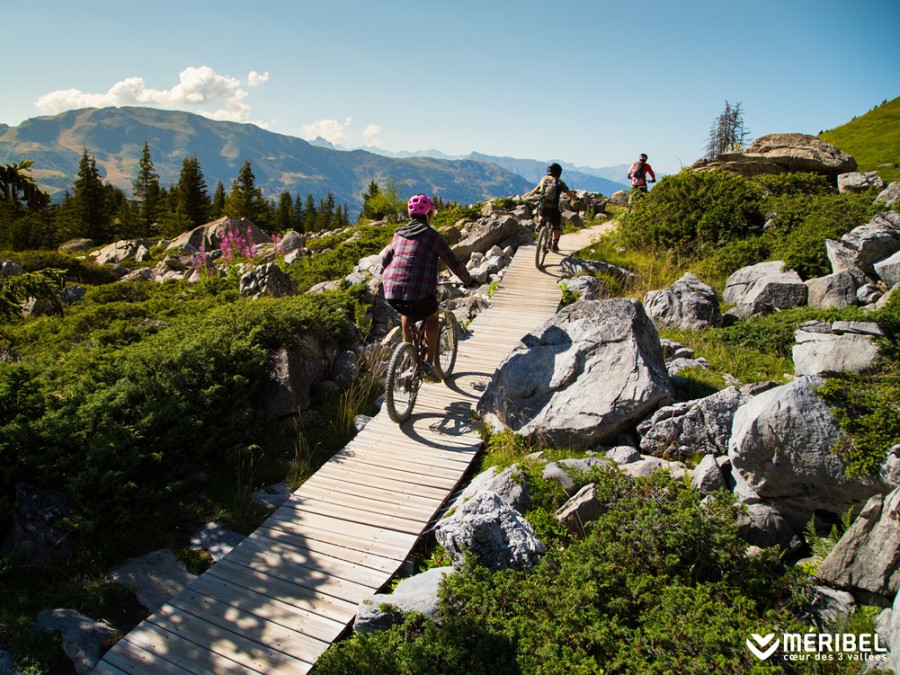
[
  {"xmin": 363, "ymin": 124, "xmax": 381, "ymax": 142},
  {"xmin": 34, "ymin": 66, "xmax": 270, "ymax": 125},
  {"xmin": 301, "ymin": 117, "xmax": 354, "ymax": 145}
]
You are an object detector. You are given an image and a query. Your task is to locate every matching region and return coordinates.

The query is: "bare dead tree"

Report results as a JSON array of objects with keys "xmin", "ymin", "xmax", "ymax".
[{"xmin": 704, "ymin": 101, "xmax": 750, "ymax": 159}]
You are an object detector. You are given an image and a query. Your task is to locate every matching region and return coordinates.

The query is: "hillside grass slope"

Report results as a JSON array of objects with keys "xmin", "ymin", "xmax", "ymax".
[{"xmin": 820, "ymin": 96, "xmax": 900, "ymax": 183}]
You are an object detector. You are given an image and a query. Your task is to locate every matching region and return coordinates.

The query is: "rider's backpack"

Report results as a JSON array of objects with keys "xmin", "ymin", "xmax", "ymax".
[
  {"xmin": 631, "ymin": 160, "xmax": 645, "ymax": 180},
  {"xmin": 541, "ymin": 177, "xmax": 561, "ymax": 208}
]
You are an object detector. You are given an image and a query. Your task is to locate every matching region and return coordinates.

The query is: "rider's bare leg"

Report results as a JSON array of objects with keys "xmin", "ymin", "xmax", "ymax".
[{"xmin": 423, "ymin": 311, "xmax": 439, "ymax": 363}]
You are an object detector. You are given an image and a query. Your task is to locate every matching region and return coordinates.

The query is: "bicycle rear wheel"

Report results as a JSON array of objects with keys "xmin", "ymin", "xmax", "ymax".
[
  {"xmin": 434, "ymin": 310, "xmax": 459, "ymax": 379},
  {"xmin": 385, "ymin": 341, "xmax": 418, "ymax": 423},
  {"xmin": 535, "ymin": 225, "xmax": 549, "ymax": 270}
]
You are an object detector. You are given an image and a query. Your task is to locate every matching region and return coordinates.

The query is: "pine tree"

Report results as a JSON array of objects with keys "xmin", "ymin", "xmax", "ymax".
[
  {"xmin": 175, "ymin": 155, "xmax": 212, "ymax": 228},
  {"xmin": 132, "ymin": 141, "xmax": 162, "ymax": 236},
  {"xmin": 224, "ymin": 160, "xmax": 266, "ymax": 224},
  {"xmin": 275, "ymin": 190, "xmax": 294, "ymax": 231},
  {"xmin": 212, "ymin": 181, "xmax": 226, "ymax": 218},
  {"xmin": 304, "ymin": 194, "xmax": 317, "ymax": 232},
  {"xmin": 293, "ymin": 194, "xmax": 304, "ymax": 232},
  {"xmin": 64, "ymin": 150, "xmax": 113, "ymax": 241}
]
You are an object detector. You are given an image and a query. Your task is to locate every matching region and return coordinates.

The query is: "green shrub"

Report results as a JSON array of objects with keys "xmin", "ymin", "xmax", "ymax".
[
  {"xmin": 621, "ymin": 169, "xmax": 765, "ymax": 254},
  {"xmin": 317, "ymin": 471, "xmax": 823, "ymax": 674},
  {"xmin": 5, "ymin": 250, "xmax": 116, "ymax": 285},
  {"xmin": 753, "ymin": 172, "xmax": 834, "ymax": 197}
]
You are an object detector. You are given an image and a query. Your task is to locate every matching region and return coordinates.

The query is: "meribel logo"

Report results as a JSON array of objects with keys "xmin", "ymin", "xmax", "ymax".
[{"xmin": 747, "ymin": 631, "xmax": 889, "ymax": 663}]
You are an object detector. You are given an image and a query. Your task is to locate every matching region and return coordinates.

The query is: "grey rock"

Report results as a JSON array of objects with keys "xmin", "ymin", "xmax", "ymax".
[
  {"xmin": 479, "ymin": 299, "xmax": 673, "ymax": 448},
  {"xmin": 107, "ymin": 549, "xmax": 196, "ymax": 613},
  {"xmin": 190, "ymin": 522, "xmax": 245, "ymax": 561},
  {"xmin": 542, "ymin": 457, "xmax": 610, "ymax": 495},
  {"xmin": 555, "ymin": 483, "xmax": 607, "ymax": 535},
  {"xmin": 34, "ymin": 608, "xmax": 117, "ymax": 675},
  {"xmin": 354, "ymin": 566, "xmax": 455, "ymax": 633},
  {"xmin": 723, "ymin": 261, "xmax": 808, "ymax": 312},
  {"xmin": 728, "ymin": 376, "xmax": 883, "ymax": 530},
  {"xmin": 875, "ymin": 250, "xmax": 900, "ymax": 288},
  {"xmin": 449, "ymin": 464, "xmax": 531, "ymax": 514},
  {"xmin": 256, "ymin": 337, "xmax": 327, "ymax": 418},
  {"xmin": 793, "ymin": 323, "xmax": 881, "ymax": 376},
  {"xmin": 692, "ymin": 454, "xmax": 726, "ymax": 495},
  {"xmin": 838, "ymin": 171, "xmax": 884, "ymax": 194},
  {"xmin": 805, "ymin": 271, "xmax": 858, "ymax": 309},
  {"xmin": 435, "ymin": 492, "xmax": 546, "ymax": 571},
  {"xmin": 639, "ymin": 387, "xmax": 751, "ymax": 458},
  {"xmin": 809, "ymin": 585, "xmax": 857, "ymax": 627},
  {"xmin": 736, "ymin": 502, "xmax": 800, "ymax": 550},
  {"xmin": 818, "ymin": 489, "xmax": 900, "ymax": 599},
  {"xmin": 875, "ymin": 181, "xmax": 900, "ymax": 207},
  {"xmin": 643, "ymin": 272, "xmax": 722, "ymax": 330}
]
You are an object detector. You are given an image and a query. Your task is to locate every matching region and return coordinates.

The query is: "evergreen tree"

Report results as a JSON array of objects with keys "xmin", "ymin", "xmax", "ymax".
[
  {"xmin": 62, "ymin": 150, "xmax": 113, "ymax": 242},
  {"xmin": 360, "ymin": 179, "xmax": 382, "ymax": 221},
  {"xmin": 275, "ymin": 190, "xmax": 294, "ymax": 231},
  {"xmin": 224, "ymin": 160, "xmax": 266, "ymax": 224},
  {"xmin": 132, "ymin": 141, "xmax": 162, "ymax": 236},
  {"xmin": 318, "ymin": 192, "xmax": 336, "ymax": 231},
  {"xmin": 304, "ymin": 194, "xmax": 317, "ymax": 232},
  {"xmin": 212, "ymin": 181, "xmax": 226, "ymax": 219},
  {"xmin": 293, "ymin": 194, "xmax": 305, "ymax": 232},
  {"xmin": 175, "ymin": 155, "xmax": 212, "ymax": 228}
]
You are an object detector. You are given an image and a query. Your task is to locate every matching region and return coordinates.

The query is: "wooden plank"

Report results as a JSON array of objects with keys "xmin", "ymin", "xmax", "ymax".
[
  {"xmin": 204, "ymin": 561, "xmax": 358, "ymax": 625},
  {"xmin": 189, "ymin": 571, "xmax": 347, "ymax": 642},
  {"xmin": 280, "ymin": 497, "xmax": 429, "ymax": 536},
  {"xmin": 167, "ymin": 589, "xmax": 328, "ymax": 665},
  {"xmin": 112, "ymin": 622, "xmax": 239, "ymax": 674},
  {"xmin": 226, "ymin": 536, "xmax": 387, "ymax": 593},
  {"xmin": 147, "ymin": 604, "xmax": 310, "ymax": 675},
  {"xmin": 250, "ymin": 525, "xmax": 401, "ymax": 575},
  {"xmin": 101, "ymin": 646, "xmax": 195, "ymax": 675},
  {"xmin": 297, "ymin": 482, "xmax": 440, "ymax": 522}
]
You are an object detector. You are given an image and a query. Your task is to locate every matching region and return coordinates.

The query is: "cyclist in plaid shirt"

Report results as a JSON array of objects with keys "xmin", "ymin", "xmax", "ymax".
[{"xmin": 381, "ymin": 194, "xmax": 473, "ymax": 379}]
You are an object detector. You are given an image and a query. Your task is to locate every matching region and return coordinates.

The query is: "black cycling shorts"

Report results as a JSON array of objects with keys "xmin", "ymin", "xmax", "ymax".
[
  {"xmin": 387, "ymin": 295, "xmax": 439, "ymax": 322},
  {"xmin": 540, "ymin": 206, "xmax": 562, "ymax": 231}
]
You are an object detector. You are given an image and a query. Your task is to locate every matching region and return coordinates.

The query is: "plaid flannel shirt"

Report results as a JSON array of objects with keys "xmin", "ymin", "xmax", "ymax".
[{"xmin": 380, "ymin": 224, "xmax": 471, "ymax": 301}]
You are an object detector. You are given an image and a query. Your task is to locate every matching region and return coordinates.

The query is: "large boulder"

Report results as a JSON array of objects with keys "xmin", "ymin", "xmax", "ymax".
[
  {"xmin": 165, "ymin": 216, "xmax": 273, "ymax": 254},
  {"xmin": 792, "ymin": 320, "xmax": 883, "ymax": 376},
  {"xmin": 691, "ymin": 133, "xmax": 857, "ymax": 179},
  {"xmin": 638, "ymin": 387, "xmax": 751, "ymax": 459},
  {"xmin": 728, "ymin": 376, "xmax": 884, "ymax": 530},
  {"xmin": 34, "ymin": 609, "xmax": 117, "ymax": 675},
  {"xmin": 874, "ymin": 250, "xmax": 900, "ymax": 289},
  {"xmin": 875, "ymin": 182, "xmax": 900, "ymax": 207},
  {"xmin": 451, "ymin": 215, "xmax": 521, "ymax": 262},
  {"xmin": 643, "ymin": 273, "xmax": 722, "ymax": 330},
  {"xmin": 478, "ymin": 299, "xmax": 673, "ymax": 447},
  {"xmin": 805, "ymin": 271, "xmax": 859, "ymax": 309},
  {"xmin": 435, "ymin": 492, "xmax": 546, "ymax": 571},
  {"xmin": 256, "ymin": 337, "xmax": 328, "ymax": 418},
  {"xmin": 723, "ymin": 261, "xmax": 808, "ymax": 315},
  {"xmin": 826, "ymin": 211, "xmax": 900, "ymax": 276},
  {"xmin": 817, "ymin": 488, "xmax": 900, "ymax": 600}
]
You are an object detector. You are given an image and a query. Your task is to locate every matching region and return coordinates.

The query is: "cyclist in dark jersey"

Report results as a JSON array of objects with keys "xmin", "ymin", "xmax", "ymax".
[{"xmin": 526, "ymin": 163, "xmax": 577, "ymax": 252}]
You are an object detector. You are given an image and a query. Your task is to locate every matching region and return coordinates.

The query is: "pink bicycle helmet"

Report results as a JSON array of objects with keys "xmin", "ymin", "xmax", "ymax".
[{"xmin": 407, "ymin": 194, "xmax": 436, "ymax": 218}]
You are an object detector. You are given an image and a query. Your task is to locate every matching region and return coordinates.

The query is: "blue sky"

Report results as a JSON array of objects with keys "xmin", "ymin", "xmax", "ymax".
[{"xmin": 2, "ymin": 0, "xmax": 898, "ymax": 176}]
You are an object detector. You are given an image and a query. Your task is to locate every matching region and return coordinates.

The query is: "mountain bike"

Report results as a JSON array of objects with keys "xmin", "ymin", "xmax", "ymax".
[{"xmin": 384, "ymin": 304, "xmax": 461, "ymax": 424}]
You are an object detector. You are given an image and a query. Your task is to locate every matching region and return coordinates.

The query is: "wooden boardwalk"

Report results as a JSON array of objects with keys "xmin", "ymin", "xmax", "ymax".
[{"xmin": 96, "ymin": 225, "xmax": 606, "ymax": 675}]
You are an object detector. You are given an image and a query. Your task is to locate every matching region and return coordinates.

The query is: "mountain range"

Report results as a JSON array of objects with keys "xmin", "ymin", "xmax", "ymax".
[{"xmin": 0, "ymin": 107, "xmax": 628, "ymax": 217}]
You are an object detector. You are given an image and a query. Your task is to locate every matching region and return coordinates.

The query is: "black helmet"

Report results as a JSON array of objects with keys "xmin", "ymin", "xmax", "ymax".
[
  {"xmin": 547, "ymin": 162, "xmax": 562, "ymax": 177},
  {"xmin": 639, "ymin": 153, "xmax": 648, "ymax": 161}
]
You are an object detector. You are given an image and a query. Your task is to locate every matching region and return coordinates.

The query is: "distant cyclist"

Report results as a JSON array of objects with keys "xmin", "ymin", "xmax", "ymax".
[
  {"xmin": 380, "ymin": 194, "xmax": 473, "ymax": 380},
  {"xmin": 627, "ymin": 153, "xmax": 656, "ymax": 197},
  {"xmin": 526, "ymin": 162, "xmax": 577, "ymax": 252}
]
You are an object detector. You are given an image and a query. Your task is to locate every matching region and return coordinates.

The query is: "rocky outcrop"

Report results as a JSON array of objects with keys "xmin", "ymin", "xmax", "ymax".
[
  {"xmin": 837, "ymin": 171, "xmax": 884, "ymax": 194},
  {"xmin": 354, "ymin": 566, "xmax": 455, "ymax": 633},
  {"xmin": 691, "ymin": 133, "xmax": 857, "ymax": 179},
  {"xmin": 478, "ymin": 299, "xmax": 673, "ymax": 447}
]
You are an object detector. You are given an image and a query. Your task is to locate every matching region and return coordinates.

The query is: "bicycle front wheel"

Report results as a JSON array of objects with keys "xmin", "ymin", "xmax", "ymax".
[
  {"xmin": 434, "ymin": 310, "xmax": 459, "ymax": 379},
  {"xmin": 535, "ymin": 226, "xmax": 549, "ymax": 270},
  {"xmin": 385, "ymin": 341, "xmax": 418, "ymax": 423}
]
